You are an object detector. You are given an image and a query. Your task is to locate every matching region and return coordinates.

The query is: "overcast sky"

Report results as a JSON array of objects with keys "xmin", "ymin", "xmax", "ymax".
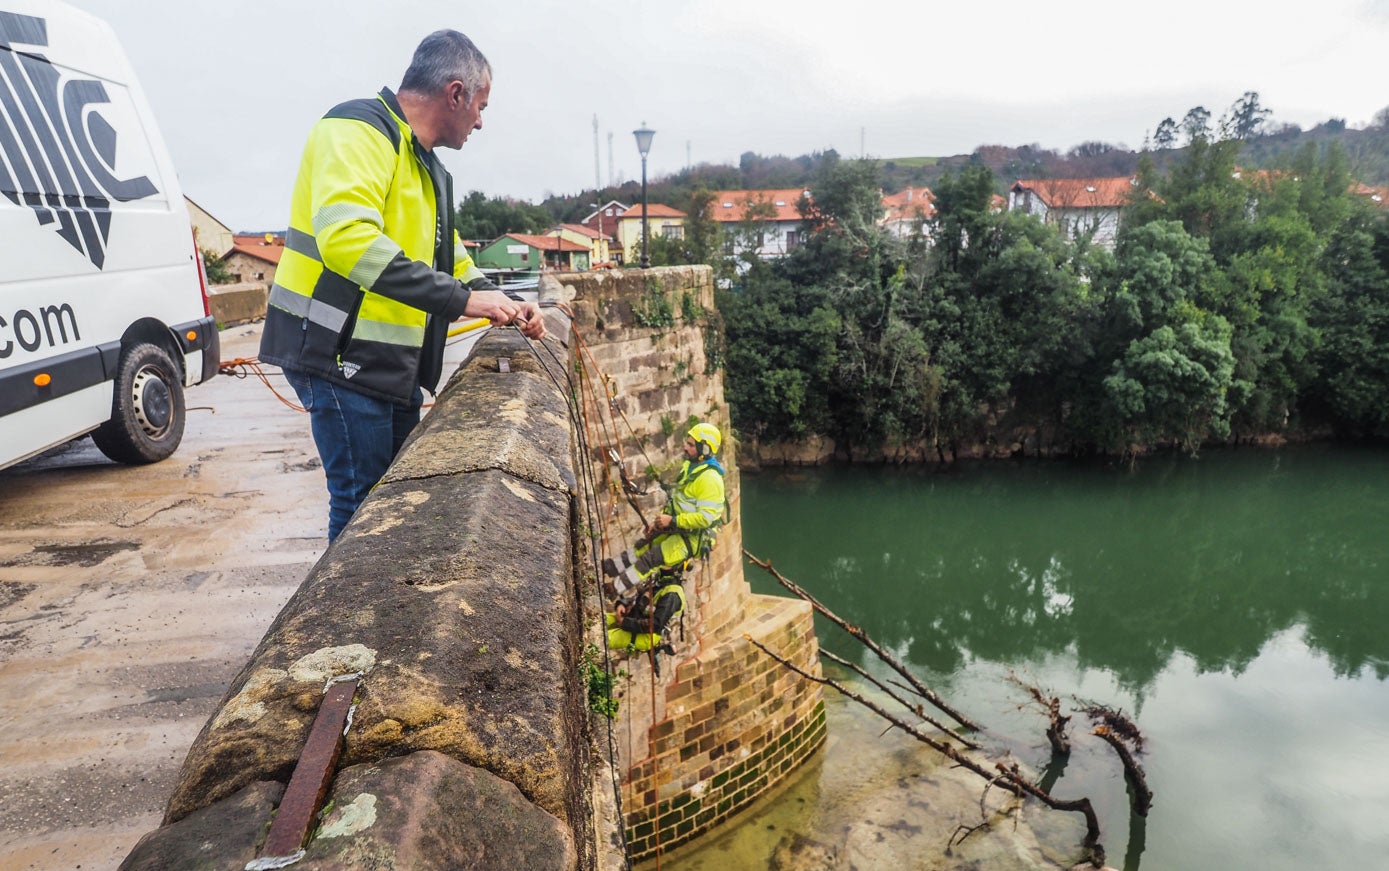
[{"xmin": 70, "ymin": 0, "xmax": 1389, "ymax": 231}]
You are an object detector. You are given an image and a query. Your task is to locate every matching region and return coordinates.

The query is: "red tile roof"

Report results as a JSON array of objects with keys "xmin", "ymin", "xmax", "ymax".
[
  {"xmin": 707, "ymin": 189, "xmax": 809, "ymax": 223},
  {"xmin": 882, "ymin": 187, "xmax": 935, "ymax": 221},
  {"xmin": 227, "ymin": 234, "xmax": 285, "ymax": 265},
  {"xmin": 580, "ymin": 200, "xmax": 627, "ymax": 239},
  {"xmin": 553, "ymin": 223, "xmax": 604, "ymax": 239},
  {"xmin": 617, "ymin": 203, "xmax": 687, "ymax": 220},
  {"xmin": 1350, "ymin": 183, "xmax": 1389, "ymax": 208},
  {"xmin": 504, "ymin": 233, "xmax": 589, "ymax": 253},
  {"xmin": 1011, "ymin": 177, "xmax": 1137, "ymax": 209}
]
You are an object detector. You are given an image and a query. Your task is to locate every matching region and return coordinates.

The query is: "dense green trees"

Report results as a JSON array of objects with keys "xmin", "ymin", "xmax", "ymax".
[
  {"xmin": 715, "ymin": 143, "xmax": 1389, "ymax": 457},
  {"xmin": 454, "ymin": 190, "xmax": 553, "ymax": 240}
]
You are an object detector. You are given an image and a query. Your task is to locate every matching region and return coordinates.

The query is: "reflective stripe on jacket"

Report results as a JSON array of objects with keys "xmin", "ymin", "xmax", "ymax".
[
  {"xmin": 670, "ymin": 459, "xmax": 726, "ymax": 533},
  {"xmin": 258, "ymin": 88, "xmax": 491, "ymax": 404}
]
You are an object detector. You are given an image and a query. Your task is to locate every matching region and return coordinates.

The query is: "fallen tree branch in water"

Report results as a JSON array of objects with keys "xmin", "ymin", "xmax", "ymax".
[
  {"xmin": 744, "ymin": 549, "xmax": 981, "ymax": 732},
  {"xmin": 1008, "ymin": 673, "xmax": 1072, "ymax": 756},
  {"xmin": 947, "ymin": 771, "xmax": 1018, "ymax": 853},
  {"xmin": 819, "ymin": 648, "xmax": 982, "ymax": 750},
  {"xmin": 746, "ymin": 634, "xmax": 1106, "ymax": 867},
  {"xmin": 1083, "ymin": 705, "xmax": 1152, "ymax": 817}
]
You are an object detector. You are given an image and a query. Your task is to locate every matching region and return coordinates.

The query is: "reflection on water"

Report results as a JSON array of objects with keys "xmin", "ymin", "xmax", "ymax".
[{"xmin": 679, "ymin": 446, "xmax": 1389, "ymax": 870}]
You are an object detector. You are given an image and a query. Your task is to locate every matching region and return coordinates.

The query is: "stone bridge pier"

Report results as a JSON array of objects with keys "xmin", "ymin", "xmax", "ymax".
[{"xmin": 120, "ymin": 266, "xmax": 824, "ymax": 870}]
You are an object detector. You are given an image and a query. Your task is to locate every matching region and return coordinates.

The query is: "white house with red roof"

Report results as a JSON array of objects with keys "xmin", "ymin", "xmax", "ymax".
[
  {"xmin": 579, "ymin": 200, "xmax": 627, "ymax": 259},
  {"xmin": 1008, "ymin": 176, "xmax": 1139, "ymax": 247},
  {"xmin": 1351, "ymin": 182, "xmax": 1389, "ymax": 209},
  {"xmin": 707, "ymin": 189, "xmax": 811, "ymax": 260},
  {"xmin": 880, "ymin": 186, "xmax": 935, "ymax": 239}
]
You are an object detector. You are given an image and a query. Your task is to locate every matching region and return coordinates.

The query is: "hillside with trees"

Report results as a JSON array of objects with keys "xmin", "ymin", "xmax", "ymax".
[
  {"xmin": 473, "ymin": 92, "xmax": 1388, "ymax": 238},
  {"xmin": 710, "ymin": 139, "xmax": 1389, "ymax": 458},
  {"xmin": 454, "ymin": 92, "xmax": 1389, "ymax": 457}
]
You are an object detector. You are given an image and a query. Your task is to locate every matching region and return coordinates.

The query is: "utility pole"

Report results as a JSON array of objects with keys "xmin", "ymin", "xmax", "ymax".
[
  {"xmin": 593, "ymin": 114, "xmax": 601, "ymax": 193},
  {"xmin": 607, "ymin": 132, "xmax": 615, "ymax": 187}
]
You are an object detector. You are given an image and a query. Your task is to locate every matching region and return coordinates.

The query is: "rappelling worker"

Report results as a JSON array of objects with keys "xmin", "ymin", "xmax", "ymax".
[
  {"xmin": 603, "ymin": 422, "xmax": 726, "ymax": 652},
  {"xmin": 605, "ymin": 581, "xmax": 686, "ymax": 653}
]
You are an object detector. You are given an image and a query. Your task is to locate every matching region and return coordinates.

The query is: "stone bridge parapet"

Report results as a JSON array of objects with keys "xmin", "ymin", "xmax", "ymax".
[{"xmin": 121, "ymin": 267, "xmax": 823, "ymax": 871}]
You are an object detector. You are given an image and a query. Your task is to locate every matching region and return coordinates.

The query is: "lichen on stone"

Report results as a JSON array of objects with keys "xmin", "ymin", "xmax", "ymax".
[
  {"xmin": 211, "ymin": 668, "xmax": 288, "ymax": 730},
  {"xmin": 288, "ymin": 643, "xmax": 377, "ymax": 685},
  {"xmin": 316, "ymin": 792, "xmax": 378, "ymax": 839}
]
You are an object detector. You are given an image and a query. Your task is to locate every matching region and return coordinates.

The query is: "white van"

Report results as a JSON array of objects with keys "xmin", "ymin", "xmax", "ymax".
[{"xmin": 1, "ymin": 0, "xmax": 218, "ymax": 470}]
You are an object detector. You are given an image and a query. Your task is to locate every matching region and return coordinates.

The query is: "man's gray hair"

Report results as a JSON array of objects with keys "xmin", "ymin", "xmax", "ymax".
[{"xmin": 400, "ymin": 30, "xmax": 491, "ymax": 98}]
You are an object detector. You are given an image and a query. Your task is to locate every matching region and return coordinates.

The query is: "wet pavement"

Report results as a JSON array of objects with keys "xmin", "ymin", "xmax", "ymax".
[{"xmin": 0, "ymin": 322, "xmax": 476, "ymax": 870}]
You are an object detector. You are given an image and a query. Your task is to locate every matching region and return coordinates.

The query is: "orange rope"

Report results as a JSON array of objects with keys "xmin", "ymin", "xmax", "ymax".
[
  {"xmin": 219, "ymin": 356, "xmax": 443, "ymax": 411},
  {"xmin": 218, "ymin": 356, "xmax": 305, "ymax": 412}
]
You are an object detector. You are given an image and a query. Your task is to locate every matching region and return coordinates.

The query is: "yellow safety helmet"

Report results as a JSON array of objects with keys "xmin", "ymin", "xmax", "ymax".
[{"xmin": 688, "ymin": 422, "xmax": 721, "ymax": 458}]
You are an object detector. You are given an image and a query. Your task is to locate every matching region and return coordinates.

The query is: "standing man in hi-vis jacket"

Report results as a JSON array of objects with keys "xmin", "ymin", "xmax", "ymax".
[{"xmin": 259, "ymin": 30, "xmax": 544, "ymax": 540}]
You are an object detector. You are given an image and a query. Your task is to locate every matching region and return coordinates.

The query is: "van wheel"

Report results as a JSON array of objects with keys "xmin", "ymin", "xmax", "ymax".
[{"xmin": 93, "ymin": 342, "xmax": 186, "ymax": 464}]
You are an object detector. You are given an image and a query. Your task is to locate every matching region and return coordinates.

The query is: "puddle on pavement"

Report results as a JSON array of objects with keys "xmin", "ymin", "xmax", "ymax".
[
  {"xmin": 0, "ymin": 581, "xmax": 37, "ymax": 609},
  {"xmin": 0, "ymin": 540, "xmax": 139, "ymax": 568}
]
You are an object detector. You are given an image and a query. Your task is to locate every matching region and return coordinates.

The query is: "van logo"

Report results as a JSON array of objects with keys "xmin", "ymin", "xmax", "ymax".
[{"xmin": 0, "ymin": 12, "xmax": 159, "ymax": 270}]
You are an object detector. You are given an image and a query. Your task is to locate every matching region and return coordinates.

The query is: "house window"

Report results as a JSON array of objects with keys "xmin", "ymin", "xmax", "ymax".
[
  {"xmin": 254, "ymin": 271, "xmax": 264, "ymax": 280},
  {"xmin": 520, "ymin": 252, "xmax": 529, "ymax": 262},
  {"xmin": 785, "ymin": 231, "xmax": 801, "ymax": 249},
  {"xmin": 664, "ymin": 224, "xmax": 683, "ymax": 240}
]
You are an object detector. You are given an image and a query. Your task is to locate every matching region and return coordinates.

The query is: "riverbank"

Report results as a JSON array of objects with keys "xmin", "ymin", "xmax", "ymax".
[{"xmin": 739, "ymin": 428, "xmax": 1353, "ymax": 468}]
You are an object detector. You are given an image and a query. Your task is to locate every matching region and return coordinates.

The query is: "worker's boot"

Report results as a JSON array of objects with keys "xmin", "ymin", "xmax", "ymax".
[
  {"xmin": 602, "ymin": 550, "xmax": 635, "ymax": 578},
  {"xmin": 613, "ymin": 564, "xmax": 643, "ymax": 600}
]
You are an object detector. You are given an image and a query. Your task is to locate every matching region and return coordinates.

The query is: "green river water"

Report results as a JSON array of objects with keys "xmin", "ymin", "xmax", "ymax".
[{"xmin": 663, "ymin": 445, "xmax": 1389, "ymax": 870}]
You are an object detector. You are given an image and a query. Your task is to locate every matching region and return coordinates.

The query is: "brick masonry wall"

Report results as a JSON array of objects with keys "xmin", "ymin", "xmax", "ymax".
[{"xmin": 551, "ymin": 266, "xmax": 825, "ymax": 864}]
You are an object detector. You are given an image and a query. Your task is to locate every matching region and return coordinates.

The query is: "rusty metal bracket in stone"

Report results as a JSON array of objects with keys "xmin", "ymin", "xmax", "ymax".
[{"xmin": 245, "ymin": 676, "xmax": 359, "ymax": 870}]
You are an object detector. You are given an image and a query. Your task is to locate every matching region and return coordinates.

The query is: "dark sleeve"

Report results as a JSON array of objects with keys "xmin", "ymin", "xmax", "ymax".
[
  {"xmin": 370, "ymin": 252, "xmax": 472, "ymax": 319},
  {"xmin": 622, "ymin": 591, "xmax": 679, "ymax": 635}
]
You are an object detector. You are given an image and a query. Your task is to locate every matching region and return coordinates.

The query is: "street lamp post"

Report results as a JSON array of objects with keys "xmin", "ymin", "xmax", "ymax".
[{"xmin": 633, "ymin": 123, "xmax": 655, "ymax": 269}]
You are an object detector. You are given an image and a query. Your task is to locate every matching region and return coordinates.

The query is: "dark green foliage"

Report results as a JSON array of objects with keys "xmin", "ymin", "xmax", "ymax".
[
  {"xmin": 201, "ymin": 248, "xmax": 234, "ymax": 285},
  {"xmin": 455, "ymin": 190, "xmax": 553, "ymax": 241},
  {"xmin": 580, "ymin": 644, "xmax": 621, "ymax": 719},
  {"xmin": 633, "ymin": 286, "xmax": 675, "ymax": 328},
  {"xmin": 711, "ymin": 141, "xmax": 1389, "ymax": 456},
  {"xmin": 1307, "ymin": 206, "xmax": 1389, "ymax": 435}
]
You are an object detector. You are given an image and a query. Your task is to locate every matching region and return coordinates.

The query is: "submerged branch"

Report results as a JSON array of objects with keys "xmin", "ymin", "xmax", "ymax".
[
  {"xmin": 1083, "ymin": 704, "xmax": 1152, "ymax": 817},
  {"xmin": 820, "ymin": 648, "xmax": 981, "ymax": 750},
  {"xmin": 744, "ymin": 549, "xmax": 981, "ymax": 732},
  {"xmin": 1007, "ymin": 673, "xmax": 1072, "ymax": 756},
  {"xmin": 748, "ymin": 635, "xmax": 1106, "ymax": 867}
]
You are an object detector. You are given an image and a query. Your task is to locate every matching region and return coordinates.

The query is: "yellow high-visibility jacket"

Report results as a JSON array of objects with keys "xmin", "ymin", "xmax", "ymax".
[
  {"xmin": 259, "ymin": 88, "xmax": 493, "ymax": 404},
  {"xmin": 669, "ymin": 458, "xmax": 726, "ymax": 533}
]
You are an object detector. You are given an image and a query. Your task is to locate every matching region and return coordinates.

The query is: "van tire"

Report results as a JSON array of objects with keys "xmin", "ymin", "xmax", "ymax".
[{"xmin": 93, "ymin": 343, "xmax": 186, "ymax": 465}]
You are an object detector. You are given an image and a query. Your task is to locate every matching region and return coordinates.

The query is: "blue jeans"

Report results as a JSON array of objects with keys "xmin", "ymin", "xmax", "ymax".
[{"xmin": 283, "ymin": 370, "xmax": 422, "ymax": 541}]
